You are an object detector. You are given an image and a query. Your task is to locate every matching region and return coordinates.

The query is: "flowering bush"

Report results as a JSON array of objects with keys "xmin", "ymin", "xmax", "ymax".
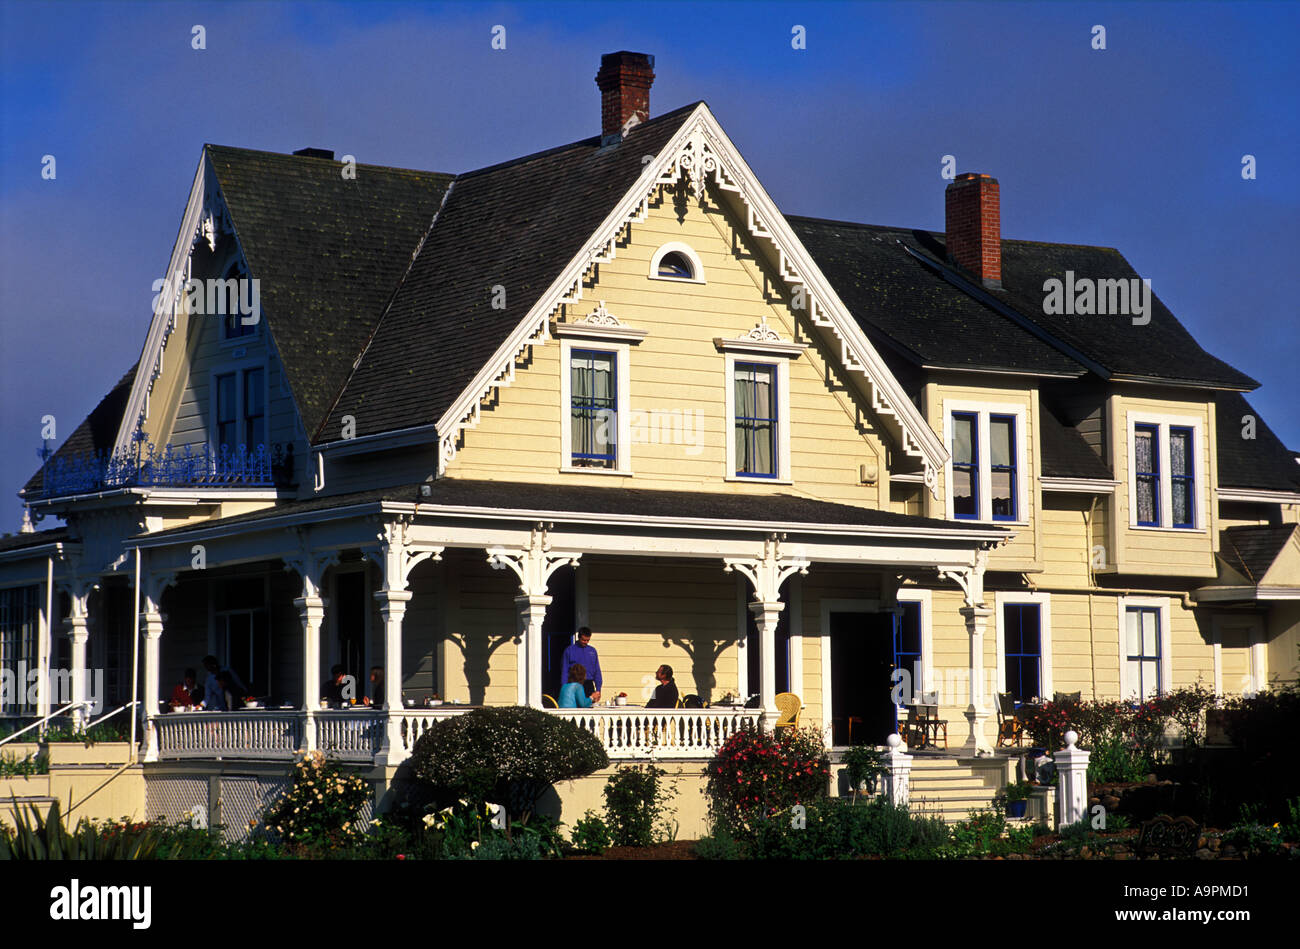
[
  {"xmin": 409, "ymin": 706, "xmax": 608, "ymax": 820},
  {"xmin": 1021, "ymin": 697, "xmax": 1168, "ymax": 763},
  {"xmin": 705, "ymin": 725, "xmax": 830, "ymax": 836},
  {"xmin": 263, "ymin": 751, "xmax": 371, "ymax": 846}
]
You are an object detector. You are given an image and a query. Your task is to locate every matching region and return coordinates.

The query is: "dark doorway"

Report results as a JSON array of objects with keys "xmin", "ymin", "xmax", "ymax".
[
  {"xmin": 335, "ymin": 572, "xmax": 366, "ymax": 690},
  {"xmin": 542, "ymin": 565, "xmax": 577, "ymax": 702},
  {"xmin": 829, "ymin": 611, "xmax": 896, "ymax": 746}
]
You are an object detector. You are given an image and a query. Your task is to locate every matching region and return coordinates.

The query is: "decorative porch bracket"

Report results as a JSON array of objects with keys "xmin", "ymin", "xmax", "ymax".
[
  {"xmin": 937, "ymin": 546, "xmax": 994, "ymax": 755},
  {"xmin": 140, "ymin": 570, "xmax": 177, "ymax": 763},
  {"xmin": 285, "ymin": 535, "xmax": 340, "ymax": 753},
  {"xmin": 365, "ymin": 519, "xmax": 443, "ymax": 762},
  {"xmin": 723, "ymin": 534, "xmax": 809, "ymax": 732},
  {"xmin": 487, "ymin": 523, "xmax": 581, "ymax": 708},
  {"xmin": 56, "ymin": 572, "xmax": 99, "ymax": 730}
]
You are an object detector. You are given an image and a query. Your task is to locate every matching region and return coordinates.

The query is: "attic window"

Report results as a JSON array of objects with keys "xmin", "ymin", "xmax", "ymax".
[
  {"xmin": 658, "ymin": 252, "xmax": 693, "ymax": 279},
  {"xmin": 649, "ymin": 242, "xmax": 704, "ymax": 284}
]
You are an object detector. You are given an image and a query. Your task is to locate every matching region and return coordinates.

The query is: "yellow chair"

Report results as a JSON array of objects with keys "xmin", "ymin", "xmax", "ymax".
[
  {"xmin": 774, "ymin": 692, "xmax": 802, "ymax": 732},
  {"xmin": 542, "ymin": 694, "xmax": 558, "ymax": 709}
]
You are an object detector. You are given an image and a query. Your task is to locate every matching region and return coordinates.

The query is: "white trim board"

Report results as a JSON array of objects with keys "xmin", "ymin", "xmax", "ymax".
[
  {"xmin": 1116, "ymin": 595, "xmax": 1173, "ymax": 700},
  {"xmin": 992, "ymin": 590, "xmax": 1054, "ymax": 702}
]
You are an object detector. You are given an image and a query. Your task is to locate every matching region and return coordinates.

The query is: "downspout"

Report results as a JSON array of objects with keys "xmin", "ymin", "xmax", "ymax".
[
  {"xmin": 42, "ymin": 555, "xmax": 53, "ymax": 736},
  {"xmin": 1084, "ymin": 498, "xmax": 1098, "ymax": 700}
]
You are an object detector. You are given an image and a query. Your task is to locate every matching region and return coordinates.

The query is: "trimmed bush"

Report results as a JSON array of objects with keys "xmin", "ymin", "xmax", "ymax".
[
  {"xmin": 408, "ymin": 706, "xmax": 608, "ymax": 820},
  {"xmin": 263, "ymin": 751, "xmax": 371, "ymax": 846}
]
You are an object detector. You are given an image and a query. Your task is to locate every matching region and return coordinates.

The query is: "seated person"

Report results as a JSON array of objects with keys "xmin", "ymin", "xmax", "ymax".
[
  {"xmin": 559, "ymin": 664, "xmax": 593, "ymax": 709},
  {"xmin": 362, "ymin": 666, "xmax": 383, "ymax": 707},
  {"xmin": 170, "ymin": 668, "xmax": 199, "ymax": 708},
  {"xmin": 645, "ymin": 665, "xmax": 679, "ymax": 708},
  {"xmin": 200, "ymin": 656, "xmax": 227, "ymax": 710},
  {"xmin": 322, "ymin": 664, "xmax": 349, "ymax": 706}
]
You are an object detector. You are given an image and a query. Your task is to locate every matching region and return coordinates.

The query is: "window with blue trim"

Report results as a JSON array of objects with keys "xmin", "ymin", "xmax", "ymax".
[
  {"xmin": 734, "ymin": 362, "xmax": 777, "ymax": 477},
  {"xmin": 1134, "ymin": 423, "xmax": 1160, "ymax": 526},
  {"xmin": 990, "ymin": 414, "xmax": 1017, "ymax": 520},
  {"xmin": 569, "ymin": 349, "xmax": 617, "ymax": 468},
  {"xmin": 1125, "ymin": 606, "xmax": 1161, "ymax": 700},
  {"xmin": 950, "ymin": 412, "xmax": 978, "ymax": 518},
  {"xmin": 893, "ymin": 601, "xmax": 922, "ymax": 707},
  {"xmin": 1003, "ymin": 603, "xmax": 1041, "ymax": 702},
  {"xmin": 1170, "ymin": 426, "xmax": 1194, "ymax": 528}
]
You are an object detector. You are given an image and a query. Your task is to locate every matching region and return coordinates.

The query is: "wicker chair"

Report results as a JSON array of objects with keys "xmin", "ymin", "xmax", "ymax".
[
  {"xmin": 541, "ymin": 694, "xmax": 558, "ymax": 709},
  {"xmin": 774, "ymin": 692, "xmax": 802, "ymax": 732},
  {"xmin": 996, "ymin": 692, "xmax": 1024, "ymax": 747}
]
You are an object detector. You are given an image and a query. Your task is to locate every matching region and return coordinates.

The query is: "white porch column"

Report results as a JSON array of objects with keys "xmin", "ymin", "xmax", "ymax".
[
  {"xmin": 724, "ymin": 534, "xmax": 809, "ymax": 732},
  {"xmin": 367, "ymin": 519, "xmax": 442, "ymax": 763},
  {"xmin": 141, "ymin": 606, "xmax": 164, "ymax": 762},
  {"xmin": 881, "ymin": 733, "xmax": 913, "ymax": 807},
  {"xmin": 1055, "ymin": 730, "xmax": 1091, "ymax": 829},
  {"xmin": 36, "ymin": 556, "xmax": 54, "ymax": 726},
  {"xmin": 487, "ymin": 524, "xmax": 580, "ymax": 709},
  {"xmin": 940, "ymin": 547, "xmax": 994, "ymax": 755},
  {"xmin": 287, "ymin": 539, "xmax": 339, "ymax": 754},
  {"xmin": 62, "ymin": 579, "xmax": 97, "ymax": 729}
]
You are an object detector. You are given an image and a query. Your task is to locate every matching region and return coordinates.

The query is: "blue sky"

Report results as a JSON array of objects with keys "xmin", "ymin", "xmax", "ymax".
[{"xmin": 1, "ymin": 0, "xmax": 1296, "ymax": 528}]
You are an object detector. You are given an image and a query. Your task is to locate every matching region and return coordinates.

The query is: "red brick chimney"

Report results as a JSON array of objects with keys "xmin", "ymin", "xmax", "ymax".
[
  {"xmin": 596, "ymin": 51, "xmax": 655, "ymax": 144},
  {"xmin": 945, "ymin": 173, "xmax": 1002, "ymax": 288}
]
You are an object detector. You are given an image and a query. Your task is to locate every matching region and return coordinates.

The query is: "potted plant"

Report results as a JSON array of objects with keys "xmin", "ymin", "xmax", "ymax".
[{"xmin": 1002, "ymin": 780, "xmax": 1033, "ymax": 818}]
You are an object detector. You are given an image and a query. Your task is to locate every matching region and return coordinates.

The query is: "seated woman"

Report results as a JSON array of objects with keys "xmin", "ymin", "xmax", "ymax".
[{"xmin": 559, "ymin": 663, "xmax": 593, "ymax": 709}]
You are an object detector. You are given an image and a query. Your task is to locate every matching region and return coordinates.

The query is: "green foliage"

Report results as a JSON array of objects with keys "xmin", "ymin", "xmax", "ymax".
[
  {"xmin": 693, "ymin": 827, "xmax": 748, "ymax": 860},
  {"xmin": 1157, "ymin": 683, "xmax": 1216, "ymax": 753},
  {"xmin": 41, "ymin": 719, "xmax": 131, "ymax": 744},
  {"xmin": 1106, "ymin": 813, "xmax": 1131, "ymax": 831},
  {"xmin": 939, "ymin": 809, "xmax": 1027, "ymax": 859},
  {"xmin": 408, "ymin": 706, "xmax": 608, "ymax": 820},
  {"xmin": 1002, "ymin": 781, "xmax": 1033, "ymax": 803},
  {"xmin": 0, "ymin": 797, "xmax": 224, "ymax": 860},
  {"xmin": 570, "ymin": 810, "xmax": 612, "ymax": 854},
  {"xmin": 705, "ymin": 724, "xmax": 830, "ymax": 836},
  {"xmin": 1225, "ymin": 820, "xmax": 1284, "ymax": 858},
  {"xmin": 261, "ymin": 751, "xmax": 371, "ymax": 846},
  {"xmin": 841, "ymin": 745, "xmax": 887, "ymax": 799},
  {"xmin": 1087, "ymin": 734, "xmax": 1155, "ymax": 784},
  {"xmin": 603, "ymin": 763, "xmax": 677, "ymax": 847},
  {"xmin": 0, "ymin": 750, "xmax": 48, "ymax": 777},
  {"xmin": 428, "ymin": 802, "xmax": 563, "ymax": 860}
]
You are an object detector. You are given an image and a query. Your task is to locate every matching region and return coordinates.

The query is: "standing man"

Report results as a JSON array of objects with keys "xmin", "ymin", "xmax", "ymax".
[
  {"xmin": 646, "ymin": 665, "xmax": 678, "ymax": 708},
  {"xmin": 561, "ymin": 627, "xmax": 602, "ymax": 703}
]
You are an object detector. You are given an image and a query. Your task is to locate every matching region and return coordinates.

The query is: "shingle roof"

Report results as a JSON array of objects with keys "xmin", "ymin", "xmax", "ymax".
[
  {"xmin": 1215, "ymin": 392, "xmax": 1300, "ymax": 492},
  {"xmin": 144, "ymin": 477, "xmax": 1002, "ymax": 539},
  {"xmin": 788, "ymin": 219, "xmax": 1084, "ymax": 377},
  {"xmin": 206, "ymin": 146, "xmax": 455, "ymax": 440},
  {"xmin": 1218, "ymin": 524, "xmax": 1298, "ymax": 584},
  {"xmin": 318, "ymin": 104, "xmax": 699, "ymax": 443},
  {"xmin": 22, "ymin": 365, "xmax": 137, "ymax": 497},
  {"xmin": 0, "ymin": 527, "xmax": 70, "ymax": 554},
  {"xmin": 1038, "ymin": 399, "xmax": 1112, "ymax": 480}
]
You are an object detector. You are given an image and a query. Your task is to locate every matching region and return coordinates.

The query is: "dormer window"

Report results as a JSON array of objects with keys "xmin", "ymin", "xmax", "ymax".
[
  {"xmin": 648, "ymin": 242, "xmax": 704, "ymax": 284},
  {"xmin": 943, "ymin": 402, "xmax": 1027, "ymax": 524}
]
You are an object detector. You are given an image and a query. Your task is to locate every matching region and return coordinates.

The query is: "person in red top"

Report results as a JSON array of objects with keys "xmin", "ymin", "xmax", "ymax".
[{"xmin": 170, "ymin": 668, "xmax": 200, "ymax": 708}]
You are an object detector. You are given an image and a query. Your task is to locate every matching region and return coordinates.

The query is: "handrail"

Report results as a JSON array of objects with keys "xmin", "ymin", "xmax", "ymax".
[
  {"xmin": 85, "ymin": 700, "xmax": 138, "ymax": 732},
  {"xmin": 0, "ymin": 701, "xmax": 89, "ymax": 748}
]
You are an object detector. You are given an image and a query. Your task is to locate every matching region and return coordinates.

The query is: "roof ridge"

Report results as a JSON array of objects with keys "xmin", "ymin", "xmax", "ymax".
[
  {"xmin": 788, "ymin": 213, "xmax": 1124, "ymax": 253},
  {"xmin": 204, "ymin": 143, "xmax": 456, "ymax": 180}
]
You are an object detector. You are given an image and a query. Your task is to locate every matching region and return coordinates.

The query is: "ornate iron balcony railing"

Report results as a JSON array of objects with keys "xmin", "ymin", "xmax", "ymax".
[{"xmin": 35, "ymin": 441, "xmax": 293, "ymax": 498}]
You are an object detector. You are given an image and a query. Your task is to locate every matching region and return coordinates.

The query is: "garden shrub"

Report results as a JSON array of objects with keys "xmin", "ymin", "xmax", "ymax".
[
  {"xmin": 262, "ymin": 751, "xmax": 371, "ymax": 847},
  {"xmin": 1087, "ymin": 734, "xmax": 1154, "ymax": 784},
  {"xmin": 603, "ymin": 763, "xmax": 676, "ymax": 846},
  {"xmin": 712, "ymin": 798, "xmax": 949, "ymax": 860},
  {"xmin": 841, "ymin": 745, "xmax": 887, "ymax": 798},
  {"xmin": 705, "ymin": 725, "xmax": 830, "ymax": 836},
  {"xmin": 570, "ymin": 810, "xmax": 612, "ymax": 854},
  {"xmin": 408, "ymin": 706, "xmax": 608, "ymax": 820}
]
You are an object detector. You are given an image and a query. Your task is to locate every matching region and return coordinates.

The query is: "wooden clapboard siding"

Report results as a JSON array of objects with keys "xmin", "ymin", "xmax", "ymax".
[
  {"xmin": 1039, "ymin": 495, "xmax": 1093, "ymax": 588},
  {"xmin": 444, "ymin": 187, "xmax": 890, "ymax": 507},
  {"xmin": 1267, "ymin": 602, "xmax": 1300, "ymax": 686},
  {"xmin": 1107, "ymin": 390, "xmax": 1218, "ymax": 578}
]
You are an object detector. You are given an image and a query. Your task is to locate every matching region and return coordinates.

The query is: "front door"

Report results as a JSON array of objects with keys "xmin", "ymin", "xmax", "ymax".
[
  {"xmin": 542, "ymin": 565, "xmax": 577, "ymax": 702},
  {"xmin": 829, "ymin": 611, "xmax": 896, "ymax": 746}
]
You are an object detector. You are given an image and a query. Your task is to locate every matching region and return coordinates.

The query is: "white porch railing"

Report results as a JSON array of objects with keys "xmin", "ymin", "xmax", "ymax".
[
  {"xmin": 550, "ymin": 708, "xmax": 760, "ymax": 759},
  {"xmin": 154, "ymin": 710, "xmax": 303, "ymax": 760},
  {"xmin": 153, "ymin": 706, "xmax": 761, "ymax": 762}
]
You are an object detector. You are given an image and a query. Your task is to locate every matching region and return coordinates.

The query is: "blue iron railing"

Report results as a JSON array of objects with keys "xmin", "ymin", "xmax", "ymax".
[{"xmin": 35, "ymin": 441, "xmax": 291, "ymax": 498}]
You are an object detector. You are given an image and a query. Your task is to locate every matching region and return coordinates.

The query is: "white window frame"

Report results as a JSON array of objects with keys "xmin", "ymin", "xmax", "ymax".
[
  {"xmin": 1117, "ymin": 596, "xmax": 1173, "ymax": 700},
  {"xmin": 559, "ymin": 338, "xmax": 633, "ymax": 475},
  {"xmin": 895, "ymin": 588, "xmax": 933, "ymax": 708},
  {"xmin": 1124, "ymin": 412, "xmax": 1206, "ymax": 532},
  {"xmin": 993, "ymin": 591, "xmax": 1053, "ymax": 702},
  {"xmin": 209, "ymin": 361, "xmax": 269, "ymax": 455},
  {"xmin": 942, "ymin": 400, "xmax": 1029, "ymax": 524},
  {"xmin": 648, "ymin": 241, "xmax": 705, "ymax": 284},
  {"xmin": 724, "ymin": 353, "xmax": 791, "ymax": 483}
]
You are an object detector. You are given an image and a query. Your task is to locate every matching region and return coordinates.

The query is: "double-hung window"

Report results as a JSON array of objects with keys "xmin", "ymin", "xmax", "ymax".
[
  {"xmin": 569, "ymin": 350, "xmax": 617, "ymax": 468},
  {"xmin": 1126, "ymin": 415, "xmax": 1202, "ymax": 530},
  {"xmin": 734, "ymin": 362, "xmax": 778, "ymax": 477},
  {"xmin": 213, "ymin": 367, "xmax": 267, "ymax": 453},
  {"xmin": 944, "ymin": 404, "xmax": 1026, "ymax": 522},
  {"xmin": 1118, "ymin": 597, "xmax": 1171, "ymax": 701}
]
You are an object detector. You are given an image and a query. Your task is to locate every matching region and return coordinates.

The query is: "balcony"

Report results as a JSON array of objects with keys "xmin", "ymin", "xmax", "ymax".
[{"xmin": 33, "ymin": 440, "xmax": 293, "ymax": 499}]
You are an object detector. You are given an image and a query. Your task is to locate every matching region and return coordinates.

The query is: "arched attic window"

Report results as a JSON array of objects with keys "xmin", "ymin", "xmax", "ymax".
[{"xmin": 649, "ymin": 242, "xmax": 705, "ymax": 283}]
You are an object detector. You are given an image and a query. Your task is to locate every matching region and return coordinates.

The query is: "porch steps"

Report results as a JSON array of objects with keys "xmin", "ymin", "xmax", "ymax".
[{"xmin": 906, "ymin": 757, "xmax": 1004, "ymax": 824}]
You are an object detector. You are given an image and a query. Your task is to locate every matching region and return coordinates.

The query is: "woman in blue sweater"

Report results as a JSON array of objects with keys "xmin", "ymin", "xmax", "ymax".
[{"xmin": 559, "ymin": 663, "xmax": 593, "ymax": 708}]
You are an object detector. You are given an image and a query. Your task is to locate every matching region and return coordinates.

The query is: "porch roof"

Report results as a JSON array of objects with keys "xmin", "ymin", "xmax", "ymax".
[{"xmin": 128, "ymin": 478, "xmax": 1009, "ymax": 546}]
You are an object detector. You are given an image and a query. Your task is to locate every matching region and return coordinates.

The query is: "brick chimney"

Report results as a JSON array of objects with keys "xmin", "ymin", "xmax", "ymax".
[
  {"xmin": 595, "ymin": 51, "xmax": 655, "ymax": 144},
  {"xmin": 945, "ymin": 173, "xmax": 1002, "ymax": 288}
]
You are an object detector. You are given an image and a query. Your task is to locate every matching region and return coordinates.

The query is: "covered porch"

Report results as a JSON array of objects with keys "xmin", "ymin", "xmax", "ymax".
[{"xmin": 127, "ymin": 481, "xmax": 1010, "ymax": 768}]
